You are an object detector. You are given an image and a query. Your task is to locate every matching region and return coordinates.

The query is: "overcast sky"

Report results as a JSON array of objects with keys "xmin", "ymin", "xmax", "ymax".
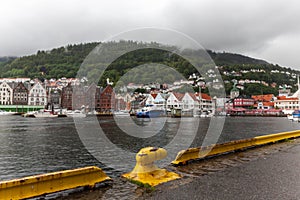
[{"xmin": 1, "ymin": 0, "xmax": 300, "ymax": 69}]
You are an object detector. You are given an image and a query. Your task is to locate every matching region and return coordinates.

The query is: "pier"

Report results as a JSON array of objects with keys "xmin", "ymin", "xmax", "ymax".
[{"xmin": 1, "ymin": 129, "xmax": 300, "ymax": 199}]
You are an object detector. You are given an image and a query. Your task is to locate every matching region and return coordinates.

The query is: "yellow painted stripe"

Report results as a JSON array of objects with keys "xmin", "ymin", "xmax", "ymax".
[
  {"xmin": 0, "ymin": 166, "xmax": 111, "ymax": 200},
  {"xmin": 172, "ymin": 130, "xmax": 300, "ymax": 165}
]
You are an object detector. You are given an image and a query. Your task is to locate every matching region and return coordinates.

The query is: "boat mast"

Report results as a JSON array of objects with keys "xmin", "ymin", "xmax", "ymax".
[
  {"xmin": 198, "ymin": 82, "xmax": 202, "ymax": 114},
  {"xmin": 297, "ymin": 75, "xmax": 300, "ymax": 110}
]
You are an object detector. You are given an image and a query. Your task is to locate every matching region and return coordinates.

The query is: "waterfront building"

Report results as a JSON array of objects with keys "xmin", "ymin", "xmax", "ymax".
[
  {"xmin": 254, "ymin": 102, "xmax": 274, "ymax": 110},
  {"xmin": 115, "ymin": 96, "xmax": 127, "ymax": 111},
  {"xmin": 48, "ymin": 89, "xmax": 61, "ymax": 109},
  {"xmin": 13, "ymin": 82, "xmax": 29, "ymax": 105},
  {"xmin": 61, "ymin": 83, "xmax": 73, "ymax": 110},
  {"xmin": 153, "ymin": 93, "xmax": 167, "ymax": 110},
  {"xmin": 274, "ymin": 96, "xmax": 299, "ymax": 112},
  {"xmin": 72, "ymin": 85, "xmax": 86, "ymax": 110},
  {"xmin": 0, "ymin": 81, "xmax": 14, "ymax": 105},
  {"xmin": 196, "ymin": 93, "xmax": 214, "ymax": 113},
  {"xmin": 145, "ymin": 93, "xmax": 157, "ymax": 105},
  {"xmin": 28, "ymin": 82, "xmax": 47, "ymax": 106},
  {"xmin": 95, "ymin": 87, "xmax": 101, "ymax": 112},
  {"xmin": 144, "ymin": 92, "xmax": 167, "ymax": 110},
  {"xmin": 166, "ymin": 92, "xmax": 184, "ymax": 110},
  {"xmin": 233, "ymin": 96, "xmax": 255, "ymax": 109},
  {"xmin": 251, "ymin": 94, "xmax": 275, "ymax": 110},
  {"xmin": 99, "ymin": 85, "xmax": 115, "ymax": 113},
  {"xmin": 182, "ymin": 93, "xmax": 199, "ymax": 111},
  {"xmin": 85, "ymin": 83, "xmax": 98, "ymax": 112}
]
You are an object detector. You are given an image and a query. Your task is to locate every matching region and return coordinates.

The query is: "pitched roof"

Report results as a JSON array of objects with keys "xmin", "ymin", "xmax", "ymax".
[
  {"xmin": 201, "ymin": 93, "xmax": 212, "ymax": 100},
  {"xmin": 195, "ymin": 93, "xmax": 212, "ymax": 100},
  {"xmin": 172, "ymin": 92, "xmax": 184, "ymax": 101},
  {"xmin": 188, "ymin": 93, "xmax": 199, "ymax": 101},
  {"xmin": 276, "ymin": 96, "xmax": 298, "ymax": 101},
  {"xmin": 150, "ymin": 93, "xmax": 158, "ymax": 99},
  {"xmin": 251, "ymin": 94, "xmax": 274, "ymax": 102}
]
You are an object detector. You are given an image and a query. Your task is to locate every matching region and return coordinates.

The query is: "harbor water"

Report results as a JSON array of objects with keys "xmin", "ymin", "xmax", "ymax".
[{"xmin": 0, "ymin": 115, "xmax": 300, "ymax": 199}]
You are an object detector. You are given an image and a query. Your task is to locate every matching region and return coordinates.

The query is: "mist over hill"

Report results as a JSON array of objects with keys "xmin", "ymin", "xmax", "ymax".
[{"xmin": 0, "ymin": 41, "xmax": 298, "ymax": 96}]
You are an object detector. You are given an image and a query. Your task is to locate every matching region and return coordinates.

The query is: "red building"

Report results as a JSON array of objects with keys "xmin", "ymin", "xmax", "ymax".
[
  {"xmin": 61, "ymin": 83, "xmax": 73, "ymax": 110},
  {"xmin": 13, "ymin": 82, "xmax": 29, "ymax": 105},
  {"xmin": 233, "ymin": 97, "xmax": 254, "ymax": 108},
  {"xmin": 61, "ymin": 83, "xmax": 117, "ymax": 112},
  {"xmin": 100, "ymin": 85, "xmax": 115, "ymax": 113}
]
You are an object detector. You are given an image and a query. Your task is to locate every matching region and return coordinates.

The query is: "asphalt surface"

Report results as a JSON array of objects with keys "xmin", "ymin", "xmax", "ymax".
[
  {"xmin": 55, "ymin": 139, "xmax": 300, "ymax": 200},
  {"xmin": 144, "ymin": 139, "xmax": 300, "ymax": 200}
]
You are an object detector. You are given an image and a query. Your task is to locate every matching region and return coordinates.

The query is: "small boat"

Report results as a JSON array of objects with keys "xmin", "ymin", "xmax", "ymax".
[
  {"xmin": 34, "ymin": 110, "xmax": 58, "ymax": 118},
  {"xmin": 0, "ymin": 110, "xmax": 17, "ymax": 115},
  {"xmin": 113, "ymin": 110, "xmax": 130, "ymax": 117},
  {"xmin": 287, "ymin": 114, "xmax": 294, "ymax": 120},
  {"xmin": 66, "ymin": 110, "xmax": 86, "ymax": 118},
  {"xmin": 292, "ymin": 110, "xmax": 300, "ymax": 121},
  {"xmin": 23, "ymin": 111, "xmax": 37, "ymax": 117},
  {"xmin": 136, "ymin": 105, "xmax": 165, "ymax": 118}
]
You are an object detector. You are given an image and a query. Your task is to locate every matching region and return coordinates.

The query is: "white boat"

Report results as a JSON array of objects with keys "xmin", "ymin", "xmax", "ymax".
[
  {"xmin": 34, "ymin": 110, "xmax": 58, "ymax": 118},
  {"xmin": 287, "ymin": 114, "xmax": 294, "ymax": 120},
  {"xmin": 113, "ymin": 110, "xmax": 130, "ymax": 117},
  {"xmin": 66, "ymin": 110, "xmax": 86, "ymax": 118},
  {"xmin": 194, "ymin": 111, "xmax": 214, "ymax": 118},
  {"xmin": 23, "ymin": 111, "xmax": 37, "ymax": 117},
  {"xmin": 0, "ymin": 110, "xmax": 17, "ymax": 115}
]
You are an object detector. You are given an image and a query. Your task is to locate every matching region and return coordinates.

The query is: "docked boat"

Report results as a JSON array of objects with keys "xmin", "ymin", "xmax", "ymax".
[
  {"xmin": 23, "ymin": 111, "xmax": 37, "ymax": 117},
  {"xmin": 34, "ymin": 110, "xmax": 58, "ymax": 118},
  {"xmin": 136, "ymin": 104, "xmax": 165, "ymax": 118},
  {"xmin": 287, "ymin": 114, "xmax": 294, "ymax": 120},
  {"xmin": 66, "ymin": 110, "xmax": 86, "ymax": 118},
  {"xmin": 292, "ymin": 110, "xmax": 300, "ymax": 121},
  {"xmin": 0, "ymin": 110, "xmax": 17, "ymax": 115},
  {"xmin": 113, "ymin": 110, "xmax": 130, "ymax": 117}
]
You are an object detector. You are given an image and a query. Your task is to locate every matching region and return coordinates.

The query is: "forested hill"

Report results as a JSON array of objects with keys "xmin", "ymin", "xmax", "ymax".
[
  {"xmin": 0, "ymin": 56, "xmax": 16, "ymax": 63},
  {"xmin": 0, "ymin": 41, "xmax": 299, "ymax": 95},
  {"xmin": 0, "ymin": 43, "xmax": 98, "ymax": 78},
  {"xmin": 207, "ymin": 50, "xmax": 268, "ymax": 65}
]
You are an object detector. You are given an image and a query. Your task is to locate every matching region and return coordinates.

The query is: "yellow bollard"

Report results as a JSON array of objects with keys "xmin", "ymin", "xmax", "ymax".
[{"xmin": 122, "ymin": 147, "xmax": 181, "ymax": 186}]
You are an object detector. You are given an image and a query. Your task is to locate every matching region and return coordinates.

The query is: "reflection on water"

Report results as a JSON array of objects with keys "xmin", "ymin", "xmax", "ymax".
[{"xmin": 0, "ymin": 116, "xmax": 299, "ymax": 182}]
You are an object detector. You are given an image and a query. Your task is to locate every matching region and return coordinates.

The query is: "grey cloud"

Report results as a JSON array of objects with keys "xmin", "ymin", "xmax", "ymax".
[{"xmin": 1, "ymin": 0, "xmax": 300, "ymax": 69}]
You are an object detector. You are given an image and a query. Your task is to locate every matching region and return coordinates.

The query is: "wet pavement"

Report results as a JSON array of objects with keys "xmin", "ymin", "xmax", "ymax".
[{"xmin": 56, "ymin": 138, "xmax": 300, "ymax": 200}]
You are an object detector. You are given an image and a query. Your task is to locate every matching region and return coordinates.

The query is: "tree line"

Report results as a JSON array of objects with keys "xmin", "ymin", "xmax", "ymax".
[{"xmin": 0, "ymin": 41, "xmax": 298, "ymax": 96}]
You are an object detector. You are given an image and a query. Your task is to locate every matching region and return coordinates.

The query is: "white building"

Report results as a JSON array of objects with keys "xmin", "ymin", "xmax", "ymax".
[
  {"xmin": 196, "ymin": 93, "xmax": 214, "ymax": 113},
  {"xmin": 145, "ymin": 93, "xmax": 166, "ymax": 110},
  {"xmin": 145, "ymin": 94, "xmax": 156, "ymax": 105},
  {"xmin": 166, "ymin": 92, "xmax": 184, "ymax": 110},
  {"xmin": 0, "ymin": 82, "xmax": 14, "ymax": 105},
  {"xmin": 182, "ymin": 93, "xmax": 199, "ymax": 111},
  {"xmin": 28, "ymin": 82, "xmax": 47, "ymax": 106},
  {"xmin": 274, "ymin": 96, "xmax": 299, "ymax": 114}
]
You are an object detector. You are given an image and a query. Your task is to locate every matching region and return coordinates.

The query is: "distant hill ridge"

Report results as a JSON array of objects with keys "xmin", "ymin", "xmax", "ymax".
[
  {"xmin": 0, "ymin": 41, "xmax": 298, "ymax": 94},
  {"xmin": 0, "ymin": 56, "xmax": 17, "ymax": 63},
  {"xmin": 207, "ymin": 50, "xmax": 269, "ymax": 65}
]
